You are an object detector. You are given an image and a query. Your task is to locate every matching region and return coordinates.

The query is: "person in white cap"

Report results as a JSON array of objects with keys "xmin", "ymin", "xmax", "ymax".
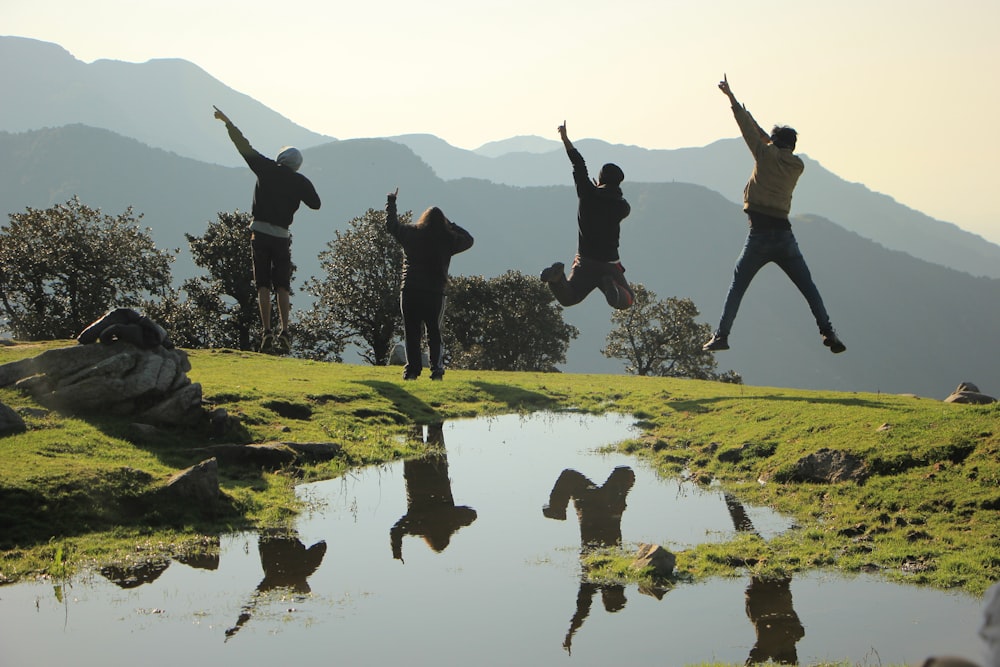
[{"xmin": 214, "ymin": 106, "xmax": 321, "ymax": 354}]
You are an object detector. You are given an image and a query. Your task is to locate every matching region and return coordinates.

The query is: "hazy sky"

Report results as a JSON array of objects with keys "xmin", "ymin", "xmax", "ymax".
[{"xmin": 6, "ymin": 0, "xmax": 1000, "ymax": 243}]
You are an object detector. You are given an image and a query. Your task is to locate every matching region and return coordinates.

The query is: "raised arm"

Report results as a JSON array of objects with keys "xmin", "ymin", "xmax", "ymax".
[
  {"xmin": 718, "ymin": 74, "xmax": 741, "ymax": 109},
  {"xmin": 557, "ymin": 120, "xmax": 574, "ymax": 153},
  {"xmin": 719, "ymin": 75, "xmax": 769, "ymax": 148},
  {"xmin": 385, "ymin": 187, "xmax": 402, "ymax": 237},
  {"xmin": 213, "ymin": 105, "xmax": 254, "ymax": 157}
]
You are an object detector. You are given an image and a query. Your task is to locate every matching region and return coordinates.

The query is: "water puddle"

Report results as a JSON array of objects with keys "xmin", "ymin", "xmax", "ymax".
[{"xmin": 0, "ymin": 412, "xmax": 985, "ymax": 665}]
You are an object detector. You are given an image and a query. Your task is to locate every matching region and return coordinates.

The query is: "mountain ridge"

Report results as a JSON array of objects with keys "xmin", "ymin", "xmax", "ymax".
[{"xmin": 1, "ymin": 123, "xmax": 997, "ymax": 399}]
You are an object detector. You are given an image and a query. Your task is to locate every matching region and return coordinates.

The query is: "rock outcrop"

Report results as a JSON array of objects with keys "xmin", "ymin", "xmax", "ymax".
[{"xmin": 0, "ymin": 342, "xmax": 202, "ymax": 426}]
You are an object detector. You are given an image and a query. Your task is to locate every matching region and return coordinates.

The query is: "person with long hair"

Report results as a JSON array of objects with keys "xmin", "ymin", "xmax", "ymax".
[{"xmin": 385, "ymin": 189, "xmax": 473, "ymax": 380}]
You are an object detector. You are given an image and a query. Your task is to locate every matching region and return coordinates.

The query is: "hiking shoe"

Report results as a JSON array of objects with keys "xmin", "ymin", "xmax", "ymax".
[
  {"xmin": 540, "ymin": 262, "xmax": 565, "ymax": 283},
  {"xmin": 702, "ymin": 333, "xmax": 729, "ymax": 351},
  {"xmin": 259, "ymin": 331, "xmax": 274, "ymax": 354},
  {"xmin": 823, "ymin": 331, "xmax": 846, "ymax": 354}
]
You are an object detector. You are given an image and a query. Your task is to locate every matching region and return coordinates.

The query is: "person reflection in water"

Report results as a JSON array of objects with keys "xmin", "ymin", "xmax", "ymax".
[
  {"xmin": 391, "ymin": 423, "xmax": 477, "ymax": 563},
  {"xmin": 543, "ymin": 465, "xmax": 636, "ymax": 653},
  {"xmin": 723, "ymin": 492, "xmax": 805, "ymax": 665},
  {"xmin": 225, "ymin": 529, "xmax": 327, "ymax": 640}
]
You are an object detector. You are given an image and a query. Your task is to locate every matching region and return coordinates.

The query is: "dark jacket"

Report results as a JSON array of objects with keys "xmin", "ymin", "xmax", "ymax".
[
  {"xmin": 568, "ymin": 147, "xmax": 630, "ymax": 262},
  {"xmin": 386, "ymin": 198, "xmax": 474, "ymax": 293},
  {"xmin": 224, "ymin": 122, "xmax": 321, "ymax": 228}
]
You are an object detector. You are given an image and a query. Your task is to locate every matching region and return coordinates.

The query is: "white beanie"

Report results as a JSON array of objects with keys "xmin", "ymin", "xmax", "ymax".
[{"xmin": 276, "ymin": 146, "xmax": 303, "ymax": 172}]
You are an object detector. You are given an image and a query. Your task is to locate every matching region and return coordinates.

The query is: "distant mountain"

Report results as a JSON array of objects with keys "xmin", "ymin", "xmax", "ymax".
[
  {"xmin": 389, "ymin": 135, "xmax": 1000, "ymax": 281},
  {"xmin": 5, "ymin": 35, "xmax": 998, "ymax": 280},
  {"xmin": 0, "ymin": 36, "xmax": 333, "ymax": 167},
  {"xmin": 2, "ymin": 124, "xmax": 998, "ymax": 399},
  {"xmin": 473, "ymin": 135, "xmax": 559, "ymax": 157}
]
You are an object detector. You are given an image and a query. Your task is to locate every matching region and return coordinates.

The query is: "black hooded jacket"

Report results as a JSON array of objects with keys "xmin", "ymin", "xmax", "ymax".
[{"xmin": 568, "ymin": 147, "xmax": 630, "ymax": 262}]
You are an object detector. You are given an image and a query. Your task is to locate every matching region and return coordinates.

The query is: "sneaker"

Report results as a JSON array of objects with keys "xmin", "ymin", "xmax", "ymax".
[
  {"xmin": 823, "ymin": 331, "xmax": 846, "ymax": 354},
  {"xmin": 702, "ymin": 333, "xmax": 729, "ymax": 351},
  {"xmin": 540, "ymin": 262, "xmax": 565, "ymax": 283},
  {"xmin": 275, "ymin": 331, "xmax": 291, "ymax": 354},
  {"xmin": 430, "ymin": 372, "xmax": 444, "ymax": 381},
  {"xmin": 259, "ymin": 331, "xmax": 274, "ymax": 354}
]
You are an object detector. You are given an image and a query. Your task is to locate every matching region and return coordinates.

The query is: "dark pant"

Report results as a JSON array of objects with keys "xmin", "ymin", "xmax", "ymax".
[
  {"xmin": 717, "ymin": 229, "xmax": 833, "ymax": 337},
  {"xmin": 400, "ymin": 289, "xmax": 446, "ymax": 378},
  {"xmin": 548, "ymin": 254, "xmax": 634, "ymax": 310}
]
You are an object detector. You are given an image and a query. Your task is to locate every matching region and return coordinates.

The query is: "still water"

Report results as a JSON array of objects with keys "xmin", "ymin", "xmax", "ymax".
[{"xmin": 0, "ymin": 412, "xmax": 985, "ymax": 666}]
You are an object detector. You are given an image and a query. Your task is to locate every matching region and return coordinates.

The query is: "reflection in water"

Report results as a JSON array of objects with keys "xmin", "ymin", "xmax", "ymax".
[
  {"xmin": 225, "ymin": 530, "xmax": 327, "ymax": 640},
  {"xmin": 544, "ymin": 465, "xmax": 636, "ymax": 653},
  {"xmin": 100, "ymin": 560, "xmax": 171, "ymax": 589},
  {"xmin": 99, "ymin": 538, "xmax": 221, "ymax": 589},
  {"xmin": 391, "ymin": 423, "xmax": 478, "ymax": 563},
  {"xmin": 724, "ymin": 492, "xmax": 805, "ymax": 665},
  {"xmin": 744, "ymin": 576, "xmax": 806, "ymax": 665}
]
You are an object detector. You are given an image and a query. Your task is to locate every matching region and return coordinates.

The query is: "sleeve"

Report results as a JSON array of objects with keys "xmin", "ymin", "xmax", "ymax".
[
  {"xmin": 732, "ymin": 104, "xmax": 768, "ymax": 158},
  {"xmin": 385, "ymin": 196, "xmax": 402, "ymax": 239},
  {"xmin": 448, "ymin": 223, "xmax": 474, "ymax": 255},
  {"xmin": 300, "ymin": 177, "xmax": 321, "ymax": 210},
  {"xmin": 566, "ymin": 147, "xmax": 594, "ymax": 197},
  {"xmin": 224, "ymin": 122, "xmax": 255, "ymax": 158}
]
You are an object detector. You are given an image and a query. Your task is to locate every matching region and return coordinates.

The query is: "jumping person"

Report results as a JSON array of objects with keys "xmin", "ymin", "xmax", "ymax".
[
  {"xmin": 540, "ymin": 121, "xmax": 634, "ymax": 310},
  {"xmin": 213, "ymin": 106, "xmax": 321, "ymax": 354},
  {"xmin": 703, "ymin": 76, "xmax": 845, "ymax": 354},
  {"xmin": 386, "ymin": 189, "xmax": 474, "ymax": 381}
]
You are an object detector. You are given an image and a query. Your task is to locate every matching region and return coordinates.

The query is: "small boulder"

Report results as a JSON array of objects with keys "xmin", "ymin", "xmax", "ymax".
[
  {"xmin": 790, "ymin": 448, "xmax": 869, "ymax": 484},
  {"xmin": 631, "ymin": 543, "xmax": 675, "ymax": 578},
  {"xmin": 158, "ymin": 458, "xmax": 222, "ymax": 515},
  {"xmin": 944, "ymin": 382, "xmax": 996, "ymax": 405}
]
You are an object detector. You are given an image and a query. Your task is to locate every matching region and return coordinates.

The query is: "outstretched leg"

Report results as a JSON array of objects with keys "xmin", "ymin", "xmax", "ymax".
[
  {"xmin": 542, "ymin": 256, "xmax": 594, "ymax": 307},
  {"xmin": 716, "ymin": 234, "xmax": 770, "ymax": 339},
  {"xmin": 772, "ymin": 234, "xmax": 845, "ymax": 352}
]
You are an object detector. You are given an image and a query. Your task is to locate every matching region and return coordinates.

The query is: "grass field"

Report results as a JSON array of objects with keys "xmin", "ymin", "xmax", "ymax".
[{"xmin": 1, "ymin": 340, "xmax": 997, "ymax": 608}]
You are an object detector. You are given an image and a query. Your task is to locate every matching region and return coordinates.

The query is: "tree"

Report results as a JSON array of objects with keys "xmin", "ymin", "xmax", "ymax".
[
  {"xmin": 301, "ymin": 208, "xmax": 404, "ymax": 365},
  {"xmin": 444, "ymin": 271, "xmax": 579, "ymax": 372},
  {"xmin": 142, "ymin": 210, "xmax": 269, "ymax": 350},
  {"xmin": 602, "ymin": 283, "xmax": 741, "ymax": 382},
  {"xmin": 0, "ymin": 197, "xmax": 173, "ymax": 340}
]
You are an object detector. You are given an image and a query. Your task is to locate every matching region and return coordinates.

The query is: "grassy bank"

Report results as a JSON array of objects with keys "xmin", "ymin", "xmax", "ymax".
[{"xmin": 1, "ymin": 340, "xmax": 997, "ymax": 603}]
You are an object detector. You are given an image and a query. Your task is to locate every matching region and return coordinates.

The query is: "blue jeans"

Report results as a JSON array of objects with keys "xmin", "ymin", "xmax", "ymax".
[{"xmin": 716, "ymin": 229, "xmax": 833, "ymax": 337}]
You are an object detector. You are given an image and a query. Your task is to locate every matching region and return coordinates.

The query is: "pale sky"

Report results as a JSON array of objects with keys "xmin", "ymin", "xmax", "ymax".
[{"xmin": 6, "ymin": 0, "xmax": 1000, "ymax": 243}]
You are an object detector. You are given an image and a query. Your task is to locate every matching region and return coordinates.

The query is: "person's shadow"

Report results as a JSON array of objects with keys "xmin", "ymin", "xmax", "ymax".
[
  {"xmin": 543, "ymin": 466, "xmax": 636, "ymax": 654},
  {"xmin": 723, "ymin": 492, "xmax": 805, "ymax": 665},
  {"xmin": 225, "ymin": 529, "xmax": 327, "ymax": 640},
  {"xmin": 390, "ymin": 423, "xmax": 477, "ymax": 563}
]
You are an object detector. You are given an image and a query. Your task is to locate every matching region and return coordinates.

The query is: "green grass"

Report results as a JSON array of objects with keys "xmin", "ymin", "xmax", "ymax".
[{"xmin": 1, "ymin": 340, "xmax": 998, "ymax": 604}]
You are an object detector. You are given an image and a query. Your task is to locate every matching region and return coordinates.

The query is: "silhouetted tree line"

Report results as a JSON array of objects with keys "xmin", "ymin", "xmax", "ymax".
[{"xmin": 0, "ymin": 196, "xmax": 738, "ymax": 380}]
